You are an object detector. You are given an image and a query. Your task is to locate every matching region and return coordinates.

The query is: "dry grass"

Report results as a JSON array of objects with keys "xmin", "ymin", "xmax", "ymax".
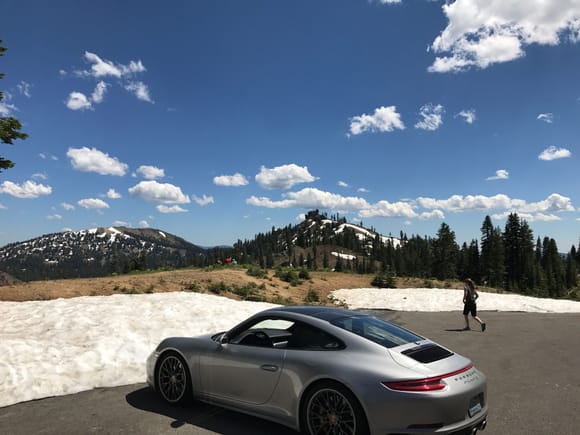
[
  {"xmin": 0, "ymin": 267, "xmax": 483, "ymax": 304},
  {"xmin": 0, "ymin": 267, "xmax": 369, "ymax": 304}
]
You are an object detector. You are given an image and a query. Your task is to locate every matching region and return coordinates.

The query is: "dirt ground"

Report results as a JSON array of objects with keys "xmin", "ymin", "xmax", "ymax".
[{"xmin": 0, "ymin": 267, "xmax": 467, "ymax": 304}]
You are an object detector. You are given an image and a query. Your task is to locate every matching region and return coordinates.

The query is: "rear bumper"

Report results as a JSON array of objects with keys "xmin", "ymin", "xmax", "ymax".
[
  {"xmin": 363, "ymin": 368, "xmax": 488, "ymax": 435},
  {"xmin": 381, "ymin": 412, "xmax": 487, "ymax": 434},
  {"xmin": 449, "ymin": 414, "xmax": 487, "ymax": 434}
]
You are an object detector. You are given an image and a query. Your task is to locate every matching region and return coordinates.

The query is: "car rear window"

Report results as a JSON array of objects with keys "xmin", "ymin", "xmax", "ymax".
[{"xmin": 330, "ymin": 315, "xmax": 423, "ymax": 348}]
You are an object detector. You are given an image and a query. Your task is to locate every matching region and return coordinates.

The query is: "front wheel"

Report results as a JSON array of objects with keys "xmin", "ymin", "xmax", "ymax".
[
  {"xmin": 156, "ymin": 351, "xmax": 191, "ymax": 405},
  {"xmin": 301, "ymin": 381, "xmax": 369, "ymax": 435}
]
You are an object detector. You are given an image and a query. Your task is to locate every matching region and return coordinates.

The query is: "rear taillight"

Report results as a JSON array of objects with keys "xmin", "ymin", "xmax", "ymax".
[{"xmin": 383, "ymin": 363, "xmax": 474, "ymax": 392}]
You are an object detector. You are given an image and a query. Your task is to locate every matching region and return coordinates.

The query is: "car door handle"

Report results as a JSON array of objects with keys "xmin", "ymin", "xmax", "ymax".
[{"xmin": 260, "ymin": 364, "xmax": 279, "ymax": 372}]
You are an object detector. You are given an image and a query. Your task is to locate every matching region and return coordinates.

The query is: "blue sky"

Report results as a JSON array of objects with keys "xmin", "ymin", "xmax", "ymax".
[{"xmin": 1, "ymin": 0, "xmax": 579, "ymax": 251}]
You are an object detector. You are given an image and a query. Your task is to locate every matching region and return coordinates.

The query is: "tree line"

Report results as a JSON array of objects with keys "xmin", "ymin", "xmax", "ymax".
[{"xmin": 232, "ymin": 212, "xmax": 579, "ymax": 299}]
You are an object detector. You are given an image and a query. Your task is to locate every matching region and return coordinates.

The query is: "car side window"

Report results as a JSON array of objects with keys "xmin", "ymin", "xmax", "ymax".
[
  {"xmin": 229, "ymin": 317, "xmax": 294, "ymax": 348},
  {"xmin": 286, "ymin": 322, "xmax": 344, "ymax": 350}
]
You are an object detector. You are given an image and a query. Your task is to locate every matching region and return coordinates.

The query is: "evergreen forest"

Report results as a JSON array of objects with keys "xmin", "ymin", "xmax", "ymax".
[{"xmin": 231, "ymin": 212, "xmax": 579, "ymax": 299}]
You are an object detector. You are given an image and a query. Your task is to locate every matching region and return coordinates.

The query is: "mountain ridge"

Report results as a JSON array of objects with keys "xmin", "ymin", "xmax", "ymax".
[{"xmin": 0, "ymin": 211, "xmax": 401, "ymax": 282}]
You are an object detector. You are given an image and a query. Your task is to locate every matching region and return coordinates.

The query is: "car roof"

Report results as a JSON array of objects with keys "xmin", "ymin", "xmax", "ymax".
[{"xmin": 264, "ymin": 305, "xmax": 364, "ymax": 322}]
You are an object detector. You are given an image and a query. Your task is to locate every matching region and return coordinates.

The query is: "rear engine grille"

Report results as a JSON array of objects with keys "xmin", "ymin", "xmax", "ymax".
[{"xmin": 402, "ymin": 343, "xmax": 453, "ymax": 363}]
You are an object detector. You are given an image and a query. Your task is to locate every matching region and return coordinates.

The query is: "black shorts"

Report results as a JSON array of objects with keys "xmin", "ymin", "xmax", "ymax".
[{"xmin": 463, "ymin": 300, "xmax": 477, "ymax": 316}]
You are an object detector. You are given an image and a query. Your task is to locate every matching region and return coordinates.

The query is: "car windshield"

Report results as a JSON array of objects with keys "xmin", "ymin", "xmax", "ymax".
[{"xmin": 330, "ymin": 315, "xmax": 423, "ymax": 348}]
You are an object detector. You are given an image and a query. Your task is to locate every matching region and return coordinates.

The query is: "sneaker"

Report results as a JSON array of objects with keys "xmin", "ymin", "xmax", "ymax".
[
  {"xmin": 462, "ymin": 326, "xmax": 471, "ymax": 331},
  {"xmin": 481, "ymin": 323, "xmax": 486, "ymax": 332}
]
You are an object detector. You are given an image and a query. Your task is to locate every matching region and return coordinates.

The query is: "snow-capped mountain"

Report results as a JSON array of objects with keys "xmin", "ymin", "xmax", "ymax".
[
  {"xmin": 0, "ymin": 227, "xmax": 207, "ymax": 281},
  {"xmin": 0, "ymin": 211, "xmax": 402, "ymax": 281}
]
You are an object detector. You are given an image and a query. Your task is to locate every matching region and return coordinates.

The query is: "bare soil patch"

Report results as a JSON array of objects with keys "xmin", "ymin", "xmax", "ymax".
[{"xmin": 0, "ymin": 267, "xmax": 475, "ymax": 304}]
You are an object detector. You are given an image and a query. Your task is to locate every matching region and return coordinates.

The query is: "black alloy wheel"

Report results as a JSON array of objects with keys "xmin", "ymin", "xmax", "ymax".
[
  {"xmin": 301, "ymin": 381, "xmax": 369, "ymax": 435},
  {"xmin": 156, "ymin": 352, "xmax": 191, "ymax": 405}
]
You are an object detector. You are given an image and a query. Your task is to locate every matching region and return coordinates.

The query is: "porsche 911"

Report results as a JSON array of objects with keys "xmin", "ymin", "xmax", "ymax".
[{"xmin": 146, "ymin": 305, "xmax": 487, "ymax": 434}]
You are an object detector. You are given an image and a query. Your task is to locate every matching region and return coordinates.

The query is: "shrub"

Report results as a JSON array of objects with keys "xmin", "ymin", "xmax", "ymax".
[
  {"xmin": 183, "ymin": 281, "xmax": 202, "ymax": 292},
  {"xmin": 232, "ymin": 282, "xmax": 260, "ymax": 298},
  {"xmin": 246, "ymin": 266, "xmax": 268, "ymax": 279},
  {"xmin": 208, "ymin": 281, "xmax": 228, "ymax": 294},
  {"xmin": 304, "ymin": 288, "xmax": 320, "ymax": 303},
  {"xmin": 275, "ymin": 267, "xmax": 306, "ymax": 286},
  {"xmin": 271, "ymin": 294, "xmax": 294, "ymax": 305},
  {"xmin": 371, "ymin": 272, "xmax": 396, "ymax": 289},
  {"xmin": 298, "ymin": 268, "xmax": 310, "ymax": 280}
]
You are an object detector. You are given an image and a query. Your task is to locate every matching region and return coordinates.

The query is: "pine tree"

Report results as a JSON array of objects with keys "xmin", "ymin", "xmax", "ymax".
[
  {"xmin": 503, "ymin": 213, "xmax": 522, "ymax": 291},
  {"xmin": 542, "ymin": 237, "xmax": 564, "ymax": 297},
  {"xmin": 480, "ymin": 216, "xmax": 505, "ymax": 288},
  {"xmin": 519, "ymin": 221, "xmax": 536, "ymax": 294},
  {"xmin": 1, "ymin": 40, "xmax": 28, "ymax": 172},
  {"xmin": 565, "ymin": 248, "xmax": 577, "ymax": 289},
  {"xmin": 432, "ymin": 223, "xmax": 458, "ymax": 280},
  {"xmin": 334, "ymin": 255, "xmax": 343, "ymax": 272}
]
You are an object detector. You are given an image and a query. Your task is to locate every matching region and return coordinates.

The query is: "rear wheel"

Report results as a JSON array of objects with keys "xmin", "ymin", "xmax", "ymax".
[
  {"xmin": 156, "ymin": 351, "xmax": 191, "ymax": 405},
  {"xmin": 301, "ymin": 381, "xmax": 369, "ymax": 435}
]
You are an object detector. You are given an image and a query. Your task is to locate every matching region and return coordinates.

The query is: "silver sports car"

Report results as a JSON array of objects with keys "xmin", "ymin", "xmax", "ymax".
[{"xmin": 146, "ymin": 305, "xmax": 488, "ymax": 434}]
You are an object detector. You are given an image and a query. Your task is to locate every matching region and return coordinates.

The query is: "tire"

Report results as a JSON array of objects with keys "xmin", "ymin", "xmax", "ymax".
[
  {"xmin": 155, "ymin": 351, "xmax": 192, "ymax": 405},
  {"xmin": 300, "ymin": 381, "xmax": 369, "ymax": 435}
]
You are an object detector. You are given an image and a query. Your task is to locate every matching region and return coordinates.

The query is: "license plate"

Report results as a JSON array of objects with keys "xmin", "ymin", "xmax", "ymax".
[{"xmin": 468, "ymin": 397, "xmax": 482, "ymax": 417}]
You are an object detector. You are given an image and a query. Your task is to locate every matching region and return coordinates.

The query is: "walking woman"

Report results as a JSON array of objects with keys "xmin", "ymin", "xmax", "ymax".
[{"xmin": 463, "ymin": 278, "xmax": 486, "ymax": 331}]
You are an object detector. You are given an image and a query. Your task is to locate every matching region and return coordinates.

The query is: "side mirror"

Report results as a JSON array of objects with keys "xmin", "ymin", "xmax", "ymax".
[{"xmin": 219, "ymin": 333, "xmax": 229, "ymax": 345}]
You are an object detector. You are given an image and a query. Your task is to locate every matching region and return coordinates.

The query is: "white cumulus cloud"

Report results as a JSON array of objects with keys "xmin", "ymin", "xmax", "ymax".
[
  {"xmin": 428, "ymin": 0, "xmax": 580, "ymax": 73},
  {"xmin": 0, "ymin": 180, "xmax": 52, "ymax": 199},
  {"xmin": 67, "ymin": 147, "xmax": 128, "ymax": 176},
  {"xmin": 255, "ymin": 164, "xmax": 318, "ymax": 190},
  {"xmin": 246, "ymin": 196, "xmax": 294, "ymax": 208},
  {"xmin": 156, "ymin": 205, "xmax": 188, "ymax": 213},
  {"xmin": 128, "ymin": 180, "xmax": 190, "ymax": 204},
  {"xmin": 106, "ymin": 188, "xmax": 121, "ymax": 199},
  {"xmin": 213, "ymin": 173, "xmax": 249, "ymax": 187},
  {"xmin": 538, "ymin": 146, "xmax": 572, "ymax": 161},
  {"xmin": 136, "ymin": 165, "xmax": 165, "ymax": 180},
  {"xmin": 247, "ymin": 188, "xmax": 370, "ymax": 211},
  {"xmin": 492, "ymin": 211, "xmax": 561, "ymax": 222},
  {"xmin": 417, "ymin": 193, "xmax": 575, "ymax": 215},
  {"xmin": 519, "ymin": 193, "xmax": 575, "ymax": 213},
  {"xmin": 66, "ymin": 92, "xmax": 92, "ymax": 111},
  {"xmin": 359, "ymin": 200, "xmax": 417, "ymax": 219},
  {"xmin": 78, "ymin": 198, "xmax": 109, "ymax": 210},
  {"xmin": 349, "ymin": 106, "xmax": 405, "ymax": 135},
  {"xmin": 486, "ymin": 169, "xmax": 509, "ymax": 180},
  {"xmin": 419, "ymin": 210, "xmax": 446, "ymax": 220}
]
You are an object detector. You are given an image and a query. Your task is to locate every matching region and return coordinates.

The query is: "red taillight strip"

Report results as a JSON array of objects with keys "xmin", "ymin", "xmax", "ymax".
[{"xmin": 383, "ymin": 363, "xmax": 474, "ymax": 392}]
